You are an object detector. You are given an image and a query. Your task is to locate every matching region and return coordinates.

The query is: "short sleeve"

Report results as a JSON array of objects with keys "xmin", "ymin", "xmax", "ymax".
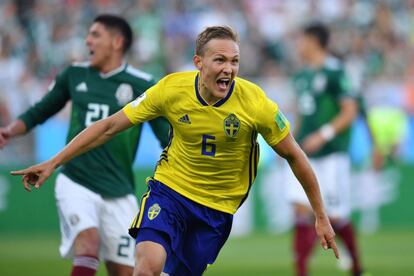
[
  {"xmin": 123, "ymin": 79, "xmax": 164, "ymax": 125},
  {"xmin": 335, "ymin": 69, "xmax": 355, "ymax": 99},
  {"xmin": 255, "ymin": 95, "xmax": 290, "ymax": 147}
]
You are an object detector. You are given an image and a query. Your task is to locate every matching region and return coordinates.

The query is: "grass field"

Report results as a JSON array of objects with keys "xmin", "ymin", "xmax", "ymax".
[{"xmin": 1, "ymin": 229, "xmax": 413, "ymax": 276}]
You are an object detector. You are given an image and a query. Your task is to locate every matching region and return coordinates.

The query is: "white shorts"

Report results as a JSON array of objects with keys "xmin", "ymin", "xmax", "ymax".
[
  {"xmin": 286, "ymin": 153, "xmax": 351, "ymax": 219},
  {"xmin": 55, "ymin": 173, "xmax": 138, "ymax": 267}
]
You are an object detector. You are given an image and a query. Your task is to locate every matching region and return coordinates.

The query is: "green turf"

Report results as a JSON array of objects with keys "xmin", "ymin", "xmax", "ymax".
[{"xmin": 0, "ymin": 229, "xmax": 413, "ymax": 276}]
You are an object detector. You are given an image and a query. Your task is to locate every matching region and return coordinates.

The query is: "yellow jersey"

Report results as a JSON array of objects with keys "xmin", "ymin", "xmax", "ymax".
[{"xmin": 123, "ymin": 71, "xmax": 290, "ymax": 214}]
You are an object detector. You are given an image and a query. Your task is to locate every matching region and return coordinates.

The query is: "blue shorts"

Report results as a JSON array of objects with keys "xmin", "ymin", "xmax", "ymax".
[{"xmin": 129, "ymin": 179, "xmax": 233, "ymax": 276}]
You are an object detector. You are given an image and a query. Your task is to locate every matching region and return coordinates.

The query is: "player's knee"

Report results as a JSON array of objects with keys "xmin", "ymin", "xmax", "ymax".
[
  {"xmin": 134, "ymin": 240, "xmax": 167, "ymax": 276},
  {"xmin": 134, "ymin": 260, "xmax": 163, "ymax": 276},
  {"xmin": 106, "ymin": 261, "xmax": 134, "ymax": 276},
  {"xmin": 74, "ymin": 228, "xmax": 100, "ymax": 255}
]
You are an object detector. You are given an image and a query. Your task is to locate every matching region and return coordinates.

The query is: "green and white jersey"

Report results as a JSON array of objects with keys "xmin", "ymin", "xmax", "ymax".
[
  {"xmin": 19, "ymin": 62, "xmax": 170, "ymax": 197},
  {"xmin": 292, "ymin": 56, "xmax": 354, "ymax": 158}
]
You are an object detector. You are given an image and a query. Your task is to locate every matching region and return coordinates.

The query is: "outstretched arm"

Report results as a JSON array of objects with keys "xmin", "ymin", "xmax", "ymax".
[
  {"xmin": 11, "ymin": 110, "xmax": 133, "ymax": 191},
  {"xmin": 272, "ymin": 133, "xmax": 339, "ymax": 258}
]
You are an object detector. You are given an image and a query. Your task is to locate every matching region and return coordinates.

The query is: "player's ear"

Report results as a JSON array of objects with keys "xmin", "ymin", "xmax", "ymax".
[
  {"xmin": 193, "ymin": 55, "xmax": 202, "ymax": 70},
  {"xmin": 113, "ymin": 34, "xmax": 124, "ymax": 52}
]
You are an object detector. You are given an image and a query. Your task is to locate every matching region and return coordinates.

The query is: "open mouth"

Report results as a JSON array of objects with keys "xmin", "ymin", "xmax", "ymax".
[
  {"xmin": 89, "ymin": 49, "xmax": 95, "ymax": 56},
  {"xmin": 217, "ymin": 78, "xmax": 230, "ymax": 91}
]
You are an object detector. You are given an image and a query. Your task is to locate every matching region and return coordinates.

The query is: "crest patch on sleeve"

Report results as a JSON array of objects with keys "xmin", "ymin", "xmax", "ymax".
[{"xmin": 275, "ymin": 110, "xmax": 287, "ymax": 131}]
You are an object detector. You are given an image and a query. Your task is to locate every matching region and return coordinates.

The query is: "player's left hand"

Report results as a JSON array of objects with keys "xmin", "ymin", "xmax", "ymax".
[
  {"xmin": 315, "ymin": 216, "xmax": 339, "ymax": 259},
  {"xmin": 301, "ymin": 132, "xmax": 326, "ymax": 154},
  {"xmin": 10, "ymin": 160, "xmax": 56, "ymax": 192}
]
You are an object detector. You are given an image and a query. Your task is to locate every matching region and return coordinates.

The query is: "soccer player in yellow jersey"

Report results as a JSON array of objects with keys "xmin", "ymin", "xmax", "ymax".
[{"xmin": 12, "ymin": 26, "xmax": 339, "ymax": 276}]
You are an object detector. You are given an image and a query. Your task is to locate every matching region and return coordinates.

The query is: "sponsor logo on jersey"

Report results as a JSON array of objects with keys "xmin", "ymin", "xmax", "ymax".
[
  {"xmin": 115, "ymin": 83, "xmax": 134, "ymax": 106},
  {"xmin": 178, "ymin": 114, "xmax": 191, "ymax": 124},
  {"xmin": 275, "ymin": 110, "xmax": 287, "ymax": 131},
  {"xmin": 76, "ymin": 82, "xmax": 88, "ymax": 92},
  {"xmin": 131, "ymin": 93, "xmax": 146, "ymax": 107},
  {"xmin": 224, "ymin": 113, "xmax": 240, "ymax": 138},
  {"xmin": 148, "ymin": 203, "xmax": 161, "ymax": 220}
]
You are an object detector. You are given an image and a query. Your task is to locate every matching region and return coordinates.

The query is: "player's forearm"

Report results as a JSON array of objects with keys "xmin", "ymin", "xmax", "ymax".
[
  {"xmin": 320, "ymin": 99, "xmax": 358, "ymax": 139},
  {"xmin": 5, "ymin": 120, "xmax": 28, "ymax": 137},
  {"xmin": 50, "ymin": 118, "xmax": 116, "ymax": 167}
]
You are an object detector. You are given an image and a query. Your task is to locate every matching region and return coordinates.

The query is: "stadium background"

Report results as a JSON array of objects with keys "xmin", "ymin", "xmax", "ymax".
[{"xmin": 0, "ymin": 0, "xmax": 413, "ymax": 275}]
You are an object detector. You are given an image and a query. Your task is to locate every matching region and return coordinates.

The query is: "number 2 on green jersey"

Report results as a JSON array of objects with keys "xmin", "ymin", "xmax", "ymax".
[{"xmin": 85, "ymin": 103, "xmax": 109, "ymax": 127}]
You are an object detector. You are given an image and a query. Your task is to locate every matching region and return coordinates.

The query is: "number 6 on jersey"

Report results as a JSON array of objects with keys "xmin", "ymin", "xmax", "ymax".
[{"xmin": 201, "ymin": 134, "xmax": 216, "ymax": 156}]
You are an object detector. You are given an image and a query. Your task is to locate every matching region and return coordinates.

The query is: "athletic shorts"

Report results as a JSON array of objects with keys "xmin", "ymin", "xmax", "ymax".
[
  {"xmin": 129, "ymin": 179, "xmax": 233, "ymax": 276},
  {"xmin": 55, "ymin": 173, "xmax": 138, "ymax": 266},
  {"xmin": 286, "ymin": 153, "xmax": 351, "ymax": 219}
]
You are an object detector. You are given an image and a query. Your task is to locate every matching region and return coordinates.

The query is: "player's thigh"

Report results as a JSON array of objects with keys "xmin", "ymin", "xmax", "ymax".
[
  {"xmin": 100, "ymin": 194, "xmax": 138, "ymax": 267},
  {"xmin": 55, "ymin": 173, "xmax": 101, "ymax": 258},
  {"xmin": 131, "ymin": 182, "xmax": 191, "ymax": 275},
  {"xmin": 134, "ymin": 240, "xmax": 167, "ymax": 276},
  {"xmin": 182, "ymin": 209, "xmax": 233, "ymax": 275},
  {"xmin": 73, "ymin": 227, "xmax": 100, "ymax": 255}
]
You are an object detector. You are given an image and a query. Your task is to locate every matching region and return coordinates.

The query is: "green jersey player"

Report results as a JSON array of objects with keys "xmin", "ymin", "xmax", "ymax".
[
  {"xmin": 0, "ymin": 15, "xmax": 169, "ymax": 276},
  {"xmin": 286, "ymin": 22, "xmax": 365, "ymax": 276}
]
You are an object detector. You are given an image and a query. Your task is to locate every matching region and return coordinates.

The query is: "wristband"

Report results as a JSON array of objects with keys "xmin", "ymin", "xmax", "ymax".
[{"xmin": 319, "ymin": 124, "xmax": 335, "ymax": 141}]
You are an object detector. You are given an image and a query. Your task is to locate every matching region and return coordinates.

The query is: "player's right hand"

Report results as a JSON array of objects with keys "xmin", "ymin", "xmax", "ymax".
[
  {"xmin": 10, "ymin": 161, "xmax": 56, "ymax": 192},
  {"xmin": 0, "ymin": 127, "xmax": 11, "ymax": 149}
]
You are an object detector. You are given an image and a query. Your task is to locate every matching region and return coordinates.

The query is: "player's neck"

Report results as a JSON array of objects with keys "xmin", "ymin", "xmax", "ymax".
[
  {"xmin": 99, "ymin": 57, "xmax": 124, "ymax": 74},
  {"xmin": 307, "ymin": 50, "xmax": 326, "ymax": 69},
  {"xmin": 199, "ymin": 88, "xmax": 222, "ymax": 105},
  {"xmin": 198, "ymin": 78, "xmax": 223, "ymax": 105}
]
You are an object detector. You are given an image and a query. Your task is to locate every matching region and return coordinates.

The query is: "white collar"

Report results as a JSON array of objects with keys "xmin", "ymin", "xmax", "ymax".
[{"xmin": 99, "ymin": 61, "xmax": 127, "ymax": 78}]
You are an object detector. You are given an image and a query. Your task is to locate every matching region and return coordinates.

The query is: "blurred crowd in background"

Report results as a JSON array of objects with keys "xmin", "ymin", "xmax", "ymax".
[{"xmin": 0, "ymin": 0, "xmax": 413, "ymax": 164}]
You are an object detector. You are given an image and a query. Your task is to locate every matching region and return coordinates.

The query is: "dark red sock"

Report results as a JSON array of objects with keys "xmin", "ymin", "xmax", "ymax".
[
  {"xmin": 334, "ymin": 222, "xmax": 363, "ymax": 275},
  {"xmin": 71, "ymin": 255, "xmax": 99, "ymax": 276},
  {"xmin": 294, "ymin": 223, "xmax": 317, "ymax": 276}
]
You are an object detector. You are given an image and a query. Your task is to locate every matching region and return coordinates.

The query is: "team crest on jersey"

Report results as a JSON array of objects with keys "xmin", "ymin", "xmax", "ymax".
[
  {"xmin": 224, "ymin": 113, "xmax": 240, "ymax": 138},
  {"xmin": 312, "ymin": 74, "xmax": 327, "ymax": 93},
  {"xmin": 69, "ymin": 214, "xmax": 80, "ymax": 226},
  {"xmin": 115, "ymin": 83, "xmax": 134, "ymax": 106},
  {"xmin": 147, "ymin": 203, "xmax": 161, "ymax": 220}
]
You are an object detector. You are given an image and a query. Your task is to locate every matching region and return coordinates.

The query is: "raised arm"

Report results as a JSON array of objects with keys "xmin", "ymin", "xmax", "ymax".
[
  {"xmin": 11, "ymin": 110, "xmax": 133, "ymax": 191},
  {"xmin": 272, "ymin": 134, "xmax": 339, "ymax": 258}
]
